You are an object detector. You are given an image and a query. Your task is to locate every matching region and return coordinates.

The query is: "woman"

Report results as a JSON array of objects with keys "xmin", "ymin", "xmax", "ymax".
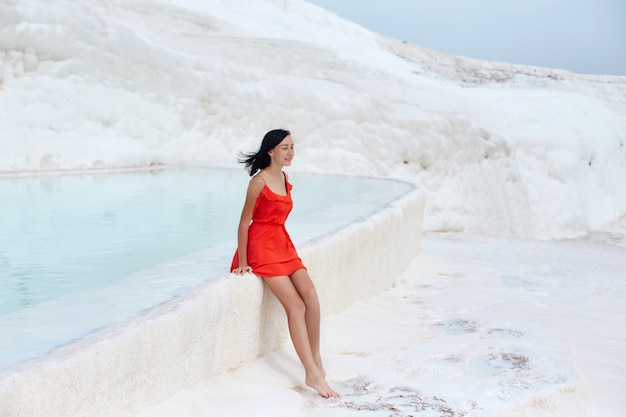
[{"xmin": 231, "ymin": 129, "xmax": 339, "ymax": 398}]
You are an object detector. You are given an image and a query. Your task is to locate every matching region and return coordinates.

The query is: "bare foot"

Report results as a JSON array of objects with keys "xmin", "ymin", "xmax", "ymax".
[{"xmin": 305, "ymin": 373, "xmax": 340, "ymax": 398}]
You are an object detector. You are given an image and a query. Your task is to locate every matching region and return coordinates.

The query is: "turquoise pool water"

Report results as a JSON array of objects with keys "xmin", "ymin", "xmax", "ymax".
[{"xmin": 0, "ymin": 169, "xmax": 413, "ymax": 370}]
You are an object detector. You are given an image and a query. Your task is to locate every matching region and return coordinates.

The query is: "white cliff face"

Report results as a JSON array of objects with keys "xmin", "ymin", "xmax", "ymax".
[{"xmin": 1, "ymin": 0, "xmax": 625, "ymax": 238}]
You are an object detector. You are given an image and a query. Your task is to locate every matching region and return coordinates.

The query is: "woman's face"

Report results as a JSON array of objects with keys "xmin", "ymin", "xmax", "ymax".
[{"xmin": 269, "ymin": 135, "xmax": 294, "ymax": 167}]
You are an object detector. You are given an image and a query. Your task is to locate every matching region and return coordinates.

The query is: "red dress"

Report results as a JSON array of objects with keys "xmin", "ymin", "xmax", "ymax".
[{"xmin": 230, "ymin": 177, "xmax": 305, "ymax": 277}]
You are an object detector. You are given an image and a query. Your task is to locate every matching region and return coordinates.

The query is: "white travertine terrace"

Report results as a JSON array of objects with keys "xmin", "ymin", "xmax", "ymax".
[{"xmin": 0, "ymin": 184, "xmax": 425, "ymax": 417}]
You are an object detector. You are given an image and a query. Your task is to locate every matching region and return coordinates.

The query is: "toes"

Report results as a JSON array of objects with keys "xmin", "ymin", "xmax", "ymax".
[{"xmin": 321, "ymin": 389, "xmax": 340, "ymax": 398}]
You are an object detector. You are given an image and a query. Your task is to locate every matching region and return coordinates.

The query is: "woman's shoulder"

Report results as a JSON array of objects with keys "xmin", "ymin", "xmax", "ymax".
[
  {"xmin": 250, "ymin": 173, "xmax": 265, "ymax": 185},
  {"xmin": 247, "ymin": 173, "xmax": 266, "ymax": 195}
]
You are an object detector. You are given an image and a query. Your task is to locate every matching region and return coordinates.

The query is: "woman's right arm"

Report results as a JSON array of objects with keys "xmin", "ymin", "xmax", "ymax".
[{"xmin": 232, "ymin": 175, "xmax": 264, "ymax": 275}]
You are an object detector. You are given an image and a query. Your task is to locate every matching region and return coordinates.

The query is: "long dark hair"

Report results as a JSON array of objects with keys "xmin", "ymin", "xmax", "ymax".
[{"xmin": 238, "ymin": 129, "xmax": 291, "ymax": 176}]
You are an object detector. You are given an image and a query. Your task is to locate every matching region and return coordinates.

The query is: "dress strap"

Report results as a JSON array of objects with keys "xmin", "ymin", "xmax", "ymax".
[{"xmin": 258, "ymin": 171, "xmax": 288, "ymax": 196}]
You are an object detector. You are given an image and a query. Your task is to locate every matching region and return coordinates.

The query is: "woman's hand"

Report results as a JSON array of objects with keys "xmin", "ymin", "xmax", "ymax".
[{"xmin": 232, "ymin": 265, "xmax": 253, "ymax": 275}]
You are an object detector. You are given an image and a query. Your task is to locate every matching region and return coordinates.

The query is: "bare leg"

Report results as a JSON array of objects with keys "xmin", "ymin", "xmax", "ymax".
[
  {"xmin": 263, "ymin": 274, "xmax": 339, "ymax": 398},
  {"xmin": 290, "ymin": 268, "xmax": 325, "ymax": 377}
]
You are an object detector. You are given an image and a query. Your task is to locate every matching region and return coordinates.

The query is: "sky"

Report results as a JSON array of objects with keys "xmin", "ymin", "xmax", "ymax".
[{"xmin": 306, "ymin": 0, "xmax": 626, "ymax": 76}]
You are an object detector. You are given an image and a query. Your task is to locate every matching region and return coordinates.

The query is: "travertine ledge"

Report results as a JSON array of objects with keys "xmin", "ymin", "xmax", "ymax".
[{"xmin": 0, "ymin": 185, "xmax": 425, "ymax": 417}]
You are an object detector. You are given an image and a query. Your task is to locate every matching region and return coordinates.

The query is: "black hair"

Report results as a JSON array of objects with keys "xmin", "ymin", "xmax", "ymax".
[{"xmin": 238, "ymin": 129, "xmax": 291, "ymax": 176}]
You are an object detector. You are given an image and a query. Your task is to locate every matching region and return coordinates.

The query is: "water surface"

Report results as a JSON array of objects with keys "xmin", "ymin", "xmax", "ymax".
[{"xmin": 0, "ymin": 168, "xmax": 413, "ymax": 370}]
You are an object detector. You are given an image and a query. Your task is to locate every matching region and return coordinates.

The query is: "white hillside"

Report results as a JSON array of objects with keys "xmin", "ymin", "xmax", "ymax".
[{"xmin": 0, "ymin": 0, "xmax": 624, "ymax": 238}]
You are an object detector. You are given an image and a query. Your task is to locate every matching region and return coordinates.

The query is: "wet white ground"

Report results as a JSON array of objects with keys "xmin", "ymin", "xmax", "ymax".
[{"xmin": 135, "ymin": 226, "xmax": 626, "ymax": 417}]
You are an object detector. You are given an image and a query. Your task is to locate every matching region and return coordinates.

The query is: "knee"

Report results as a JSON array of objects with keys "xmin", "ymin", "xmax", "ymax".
[
  {"xmin": 301, "ymin": 286, "xmax": 319, "ymax": 308},
  {"xmin": 285, "ymin": 298, "xmax": 306, "ymax": 318}
]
